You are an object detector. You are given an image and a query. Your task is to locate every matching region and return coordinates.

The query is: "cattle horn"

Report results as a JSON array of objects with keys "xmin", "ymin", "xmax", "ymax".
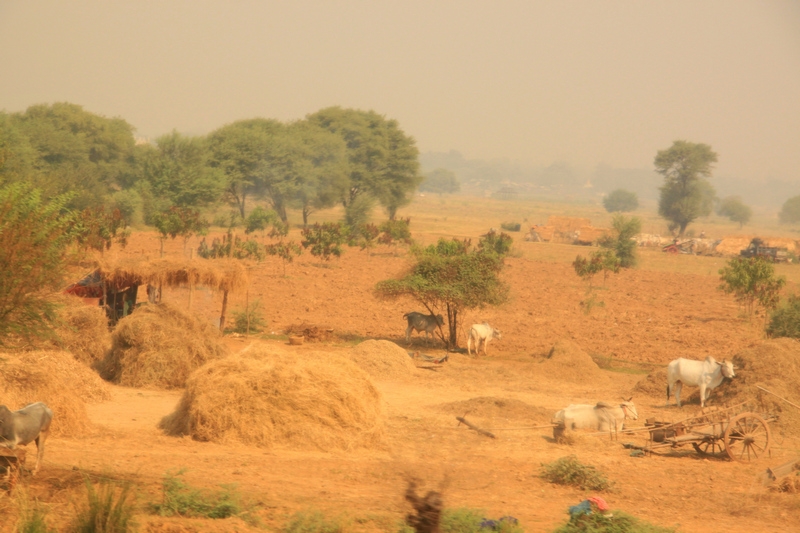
[{"xmin": 623, "ymin": 396, "xmax": 633, "ymax": 402}]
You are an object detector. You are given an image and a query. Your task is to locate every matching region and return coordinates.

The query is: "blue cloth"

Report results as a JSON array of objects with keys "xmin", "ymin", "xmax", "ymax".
[{"xmin": 568, "ymin": 500, "xmax": 593, "ymax": 517}]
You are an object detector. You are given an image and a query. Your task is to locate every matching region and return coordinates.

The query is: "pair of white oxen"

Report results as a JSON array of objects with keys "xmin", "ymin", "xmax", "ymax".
[{"xmin": 553, "ymin": 356, "xmax": 735, "ymax": 436}]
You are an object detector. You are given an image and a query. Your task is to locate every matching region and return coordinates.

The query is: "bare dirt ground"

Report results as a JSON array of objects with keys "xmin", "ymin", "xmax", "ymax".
[{"xmin": 5, "ymin": 231, "xmax": 799, "ymax": 532}]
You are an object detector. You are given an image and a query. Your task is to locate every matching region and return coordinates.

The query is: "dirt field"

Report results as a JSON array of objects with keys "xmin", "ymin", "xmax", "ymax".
[{"xmin": 3, "ymin": 221, "xmax": 800, "ymax": 532}]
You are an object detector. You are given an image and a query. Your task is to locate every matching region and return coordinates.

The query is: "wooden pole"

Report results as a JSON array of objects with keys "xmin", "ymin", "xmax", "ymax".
[
  {"xmin": 219, "ymin": 289, "xmax": 229, "ymax": 332},
  {"xmin": 455, "ymin": 416, "xmax": 496, "ymax": 439},
  {"xmin": 757, "ymin": 386, "xmax": 800, "ymax": 411}
]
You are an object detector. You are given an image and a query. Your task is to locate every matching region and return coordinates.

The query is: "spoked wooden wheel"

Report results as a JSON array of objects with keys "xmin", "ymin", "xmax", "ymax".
[
  {"xmin": 692, "ymin": 437, "xmax": 725, "ymax": 457},
  {"xmin": 724, "ymin": 412, "xmax": 771, "ymax": 462}
]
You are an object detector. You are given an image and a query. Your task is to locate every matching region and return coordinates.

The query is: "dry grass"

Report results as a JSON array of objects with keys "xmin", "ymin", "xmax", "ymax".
[
  {"xmin": 101, "ymin": 302, "xmax": 228, "ymax": 389},
  {"xmin": 348, "ymin": 339, "xmax": 416, "ymax": 380},
  {"xmin": 52, "ymin": 295, "xmax": 112, "ymax": 366},
  {"xmin": 537, "ymin": 339, "xmax": 608, "ymax": 385},
  {"xmin": 98, "ymin": 257, "xmax": 249, "ymax": 293},
  {"xmin": 0, "ymin": 350, "xmax": 110, "ymax": 437},
  {"xmin": 159, "ymin": 345, "xmax": 385, "ymax": 451}
]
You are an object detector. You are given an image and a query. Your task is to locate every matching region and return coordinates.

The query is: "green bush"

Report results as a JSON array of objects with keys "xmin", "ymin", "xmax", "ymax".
[
  {"xmin": 552, "ymin": 510, "xmax": 675, "ymax": 533},
  {"xmin": 540, "ymin": 456, "xmax": 611, "ymax": 491},
  {"xmin": 231, "ymin": 299, "xmax": 266, "ymax": 334},
  {"xmin": 283, "ymin": 510, "xmax": 347, "ymax": 533},
  {"xmin": 151, "ymin": 469, "xmax": 257, "ymax": 524},
  {"xmin": 439, "ymin": 509, "xmax": 523, "ymax": 533},
  {"xmin": 500, "ymin": 222, "xmax": 521, "ymax": 232},
  {"xmin": 768, "ymin": 293, "xmax": 800, "ymax": 339},
  {"xmin": 72, "ymin": 478, "xmax": 136, "ymax": 533},
  {"xmin": 301, "ymin": 223, "xmax": 346, "ymax": 261},
  {"xmin": 478, "ymin": 229, "xmax": 513, "ymax": 256}
]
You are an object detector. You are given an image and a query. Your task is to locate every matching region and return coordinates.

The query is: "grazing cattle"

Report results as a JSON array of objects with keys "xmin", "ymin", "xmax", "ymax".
[
  {"xmin": 403, "ymin": 312, "xmax": 444, "ymax": 344},
  {"xmin": 467, "ymin": 323, "xmax": 502, "ymax": 356},
  {"xmin": 667, "ymin": 356, "xmax": 735, "ymax": 407},
  {"xmin": 553, "ymin": 399, "xmax": 638, "ymax": 437},
  {"xmin": 0, "ymin": 402, "xmax": 53, "ymax": 475}
]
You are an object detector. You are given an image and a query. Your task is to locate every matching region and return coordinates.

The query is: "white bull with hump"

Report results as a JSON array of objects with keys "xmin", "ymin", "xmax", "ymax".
[
  {"xmin": 553, "ymin": 399, "xmax": 638, "ymax": 438},
  {"xmin": 467, "ymin": 323, "xmax": 502, "ymax": 356},
  {"xmin": 667, "ymin": 356, "xmax": 735, "ymax": 407},
  {"xmin": 0, "ymin": 402, "xmax": 53, "ymax": 475}
]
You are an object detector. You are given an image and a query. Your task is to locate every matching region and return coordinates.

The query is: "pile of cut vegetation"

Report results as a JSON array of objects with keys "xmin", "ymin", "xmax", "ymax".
[
  {"xmin": 633, "ymin": 368, "xmax": 669, "ymax": 397},
  {"xmin": 348, "ymin": 340, "xmax": 416, "ymax": 380},
  {"xmin": 284, "ymin": 323, "xmax": 335, "ymax": 342},
  {"xmin": 436, "ymin": 396, "xmax": 552, "ymax": 422},
  {"xmin": 717, "ymin": 338, "xmax": 800, "ymax": 435},
  {"xmin": 101, "ymin": 302, "xmax": 227, "ymax": 389},
  {"xmin": 52, "ymin": 295, "xmax": 112, "ymax": 366},
  {"xmin": 715, "ymin": 235, "xmax": 799, "ymax": 255},
  {"xmin": 0, "ymin": 350, "xmax": 110, "ymax": 437},
  {"xmin": 539, "ymin": 339, "xmax": 607, "ymax": 384},
  {"xmin": 159, "ymin": 345, "xmax": 385, "ymax": 450}
]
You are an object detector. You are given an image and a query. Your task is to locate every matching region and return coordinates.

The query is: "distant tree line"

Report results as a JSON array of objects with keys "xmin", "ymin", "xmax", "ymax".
[{"xmin": 0, "ymin": 103, "xmax": 423, "ymax": 228}]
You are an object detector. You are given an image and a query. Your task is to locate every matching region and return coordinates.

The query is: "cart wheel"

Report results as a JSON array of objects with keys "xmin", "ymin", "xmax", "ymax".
[
  {"xmin": 724, "ymin": 412, "xmax": 771, "ymax": 462},
  {"xmin": 692, "ymin": 437, "xmax": 725, "ymax": 457}
]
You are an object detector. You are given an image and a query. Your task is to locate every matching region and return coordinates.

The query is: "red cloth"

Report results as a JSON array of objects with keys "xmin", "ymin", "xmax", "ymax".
[{"xmin": 587, "ymin": 497, "xmax": 609, "ymax": 511}]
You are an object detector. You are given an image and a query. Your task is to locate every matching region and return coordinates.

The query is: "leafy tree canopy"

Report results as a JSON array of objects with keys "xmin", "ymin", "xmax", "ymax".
[
  {"xmin": 306, "ymin": 106, "xmax": 422, "ymax": 219},
  {"xmin": 0, "ymin": 184, "xmax": 78, "ymax": 345},
  {"xmin": 719, "ymin": 256, "xmax": 786, "ymax": 321},
  {"xmin": 779, "ymin": 195, "xmax": 800, "ymax": 225},
  {"xmin": 7, "ymin": 103, "xmax": 136, "ymax": 209},
  {"xmin": 420, "ymin": 168, "xmax": 460, "ymax": 195},
  {"xmin": 375, "ymin": 238, "xmax": 509, "ymax": 349},
  {"xmin": 655, "ymin": 140, "xmax": 718, "ymax": 236},
  {"xmin": 717, "ymin": 196, "xmax": 752, "ymax": 228},
  {"xmin": 602, "ymin": 189, "xmax": 638, "ymax": 213}
]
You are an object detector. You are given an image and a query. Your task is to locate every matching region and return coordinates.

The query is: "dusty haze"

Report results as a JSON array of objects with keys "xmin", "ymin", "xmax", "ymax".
[{"xmin": 1, "ymin": 1, "xmax": 798, "ymax": 183}]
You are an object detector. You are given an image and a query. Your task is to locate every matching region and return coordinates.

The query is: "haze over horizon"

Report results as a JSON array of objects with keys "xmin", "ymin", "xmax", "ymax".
[{"xmin": 2, "ymin": 1, "xmax": 799, "ymax": 183}]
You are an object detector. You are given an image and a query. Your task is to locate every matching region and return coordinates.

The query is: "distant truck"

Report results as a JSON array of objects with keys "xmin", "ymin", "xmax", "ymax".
[{"xmin": 740, "ymin": 238, "xmax": 790, "ymax": 263}]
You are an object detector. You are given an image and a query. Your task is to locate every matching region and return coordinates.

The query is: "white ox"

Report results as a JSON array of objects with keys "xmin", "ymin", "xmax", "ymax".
[
  {"xmin": 553, "ymin": 399, "xmax": 638, "ymax": 438},
  {"xmin": 666, "ymin": 356, "xmax": 735, "ymax": 408},
  {"xmin": 0, "ymin": 402, "xmax": 53, "ymax": 475},
  {"xmin": 467, "ymin": 323, "xmax": 502, "ymax": 356}
]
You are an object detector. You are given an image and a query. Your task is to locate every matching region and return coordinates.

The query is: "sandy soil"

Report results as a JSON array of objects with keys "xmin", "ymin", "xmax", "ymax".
[{"xmin": 4, "ymin": 232, "xmax": 798, "ymax": 532}]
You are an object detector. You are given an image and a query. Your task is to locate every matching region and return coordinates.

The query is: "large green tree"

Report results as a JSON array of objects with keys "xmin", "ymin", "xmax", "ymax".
[
  {"xmin": 10, "ymin": 103, "xmax": 136, "ymax": 209},
  {"xmin": 137, "ymin": 131, "xmax": 224, "ymax": 223},
  {"xmin": 375, "ymin": 238, "xmax": 509, "ymax": 349},
  {"xmin": 602, "ymin": 189, "xmax": 638, "ymax": 213},
  {"xmin": 717, "ymin": 196, "xmax": 752, "ymax": 228},
  {"xmin": 655, "ymin": 140, "xmax": 718, "ymax": 236},
  {"xmin": 0, "ymin": 184, "xmax": 77, "ymax": 345},
  {"xmin": 306, "ymin": 107, "xmax": 422, "ymax": 219},
  {"xmin": 779, "ymin": 195, "xmax": 800, "ymax": 225},
  {"xmin": 420, "ymin": 168, "xmax": 460, "ymax": 195}
]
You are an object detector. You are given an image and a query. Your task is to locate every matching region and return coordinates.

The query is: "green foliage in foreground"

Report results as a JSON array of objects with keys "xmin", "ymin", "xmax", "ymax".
[
  {"xmin": 718, "ymin": 256, "xmax": 786, "ymax": 319},
  {"xmin": 540, "ymin": 456, "xmax": 612, "ymax": 491},
  {"xmin": 72, "ymin": 478, "xmax": 136, "ymax": 533},
  {"xmin": 768, "ymin": 293, "xmax": 800, "ymax": 339},
  {"xmin": 552, "ymin": 510, "xmax": 676, "ymax": 533},
  {"xmin": 151, "ymin": 470, "xmax": 258, "ymax": 524},
  {"xmin": 439, "ymin": 509, "xmax": 524, "ymax": 533},
  {"xmin": 283, "ymin": 510, "xmax": 347, "ymax": 533}
]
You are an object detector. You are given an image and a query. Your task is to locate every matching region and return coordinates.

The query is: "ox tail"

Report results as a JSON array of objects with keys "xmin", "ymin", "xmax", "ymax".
[
  {"xmin": 403, "ymin": 313, "xmax": 409, "ymax": 320},
  {"xmin": 666, "ymin": 384, "xmax": 669, "ymax": 401}
]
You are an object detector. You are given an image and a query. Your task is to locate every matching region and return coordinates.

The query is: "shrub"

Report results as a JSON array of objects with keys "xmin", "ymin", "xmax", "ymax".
[
  {"xmin": 598, "ymin": 214, "xmax": 640, "ymax": 268},
  {"xmin": 602, "ymin": 189, "xmax": 639, "ymax": 213},
  {"xmin": 500, "ymin": 222, "xmax": 521, "ymax": 232},
  {"xmin": 301, "ymin": 222, "xmax": 346, "ymax": 261},
  {"xmin": 552, "ymin": 510, "xmax": 676, "ymax": 533},
  {"xmin": 718, "ymin": 256, "xmax": 786, "ymax": 319},
  {"xmin": 540, "ymin": 456, "xmax": 611, "ymax": 491},
  {"xmin": 151, "ymin": 469, "xmax": 257, "ymax": 523},
  {"xmin": 283, "ymin": 510, "xmax": 347, "ymax": 533},
  {"xmin": 478, "ymin": 229, "xmax": 513, "ymax": 256},
  {"xmin": 439, "ymin": 509, "xmax": 523, "ymax": 533},
  {"xmin": 231, "ymin": 299, "xmax": 266, "ymax": 334},
  {"xmin": 768, "ymin": 293, "xmax": 800, "ymax": 339},
  {"xmin": 72, "ymin": 478, "xmax": 136, "ymax": 533}
]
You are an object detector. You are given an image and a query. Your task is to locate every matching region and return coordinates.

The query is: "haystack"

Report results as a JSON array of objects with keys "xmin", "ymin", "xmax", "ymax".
[
  {"xmin": 633, "ymin": 368, "xmax": 668, "ymax": 397},
  {"xmin": 716, "ymin": 338, "xmax": 800, "ymax": 435},
  {"xmin": 53, "ymin": 295, "xmax": 112, "ymax": 366},
  {"xmin": 539, "ymin": 339, "xmax": 607, "ymax": 384},
  {"xmin": 348, "ymin": 340, "xmax": 416, "ymax": 380},
  {"xmin": 715, "ymin": 235, "xmax": 799, "ymax": 256},
  {"xmin": 159, "ymin": 346, "xmax": 384, "ymax": 450},
  {"xmin": 436, "ymin": 396, "xmax": 552, "ymax": 422},
  {"xmin": 0, "ymin": 350, "xmax": 111, "ymax": 437},
  {"xmin": 102, "ymin": 302, "xmax": 227, "ymax": 389}
]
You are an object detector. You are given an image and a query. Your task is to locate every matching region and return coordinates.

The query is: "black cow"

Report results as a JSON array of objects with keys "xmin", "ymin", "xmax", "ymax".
[
  {"xmin": 403, "ymin": 312, "xmax": 444, "ymax": 345},
  {"xmin": 0, "ymin": 402, "xmax": 53, "ymax": 475}
]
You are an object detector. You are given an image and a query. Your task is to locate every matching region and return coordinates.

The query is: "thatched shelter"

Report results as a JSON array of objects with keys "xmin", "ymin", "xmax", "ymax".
[{"xmin": 73, "ymin": 258, "xmax": 249, "ymax": 330}]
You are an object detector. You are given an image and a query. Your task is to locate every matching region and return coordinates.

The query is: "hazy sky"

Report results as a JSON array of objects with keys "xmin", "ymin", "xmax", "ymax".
[{"xmin": 2, "ymin": 1, "xmax": 799, "ymax": 182}]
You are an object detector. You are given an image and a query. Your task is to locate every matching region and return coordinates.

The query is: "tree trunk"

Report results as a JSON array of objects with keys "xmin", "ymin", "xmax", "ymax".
[{"xmin": 446, "ymin": 304, "xmax": 458, "ymax": 350}]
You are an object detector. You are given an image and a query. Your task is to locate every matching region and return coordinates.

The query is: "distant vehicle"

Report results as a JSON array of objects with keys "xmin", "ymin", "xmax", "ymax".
[{"xmin": 739, "ymin": 238, "xmax": 790, "ymax": 263}]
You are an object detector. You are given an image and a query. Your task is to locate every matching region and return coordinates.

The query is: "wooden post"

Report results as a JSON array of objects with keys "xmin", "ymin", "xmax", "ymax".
[{"xmin": 219, "ymin": 289, "xmax": 229, "ymax": 332}]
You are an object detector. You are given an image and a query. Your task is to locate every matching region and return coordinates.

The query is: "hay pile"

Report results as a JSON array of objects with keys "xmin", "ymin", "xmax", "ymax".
[
  {"xmin": 0, "ymin": 350, "xmax": 111, "ymax": 437},
  {"xmin": 285, "ymin": 323, "xmax": 335, "ymax": 343},
  {"xmin": 159, "ymin": 345, "xmax": 385, "ymax": 450},
  {"xmin": 53, "ymin": 295, "xmax": 111, "ymax": 366},
  {"xmin": 716, "ymin": 338, "xmax": 800, "ymax": 435},
  {"xmin": 102, "ymin": 303, "xmax": 227, "ymax": 389},
  {"xmin": 634, "ymin": 368, "xmax": 668, "ymax": 397},
  {"xmin": 348, "ymin": 340, "xmax": 416, "ymax": 380},
  {"xmin": 538, "ymin": 339, "xmax": 607, "ymax": 384}
]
